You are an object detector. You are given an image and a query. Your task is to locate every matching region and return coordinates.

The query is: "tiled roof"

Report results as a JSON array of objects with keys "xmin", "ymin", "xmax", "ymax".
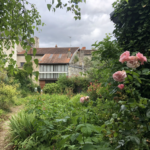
[
  {"xmin": 39, "ymin": 54, "xmax": 72, "ymax": 64},
  {"xmin": 17, "ymin": 47, "xmax": 79, "ymax": 55}
]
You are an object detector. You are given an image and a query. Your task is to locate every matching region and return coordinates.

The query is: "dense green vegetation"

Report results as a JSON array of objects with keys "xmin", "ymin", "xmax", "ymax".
[
  {"xmin": 0, "ymin": 67, "xmax": 39, "ymax": 124},
  {"xmin": 43, "ymin": 75, "xmax": 89, "ymax": 95},
  {"xmin": 8, "ymin": 94, "xmax": 116, "ymax": 150},
  {"xmin": 1, "ymin": 0, "xmax": 150, "ymax": 150}
]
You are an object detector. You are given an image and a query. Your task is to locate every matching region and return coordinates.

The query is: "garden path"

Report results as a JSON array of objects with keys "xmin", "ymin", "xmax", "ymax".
[{"xmin": 0, "ymin": 105, "xmax": 24, "ymax": 150}]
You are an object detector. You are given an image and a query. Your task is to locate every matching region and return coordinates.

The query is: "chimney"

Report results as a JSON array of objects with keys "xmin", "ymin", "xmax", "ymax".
[
  {"xmin": 81, "ymin": 47, "xmax": 86, "ymax": 50},
  {"xmin": 68, "ymin": 48, "xmax": 71, "ymax": 58},
  {"xmin": 55, "ymin": 44, "xmax": 57, "ymax": 48}
]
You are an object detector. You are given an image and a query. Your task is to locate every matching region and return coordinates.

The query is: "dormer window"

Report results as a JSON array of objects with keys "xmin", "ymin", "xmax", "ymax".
[
  {"xmin": 58, "ymin": 54, "xmax": 62, "ymax": 58},
  {"xmin": 49, "ymin": 54, "xmax": 53, "ymax": 58}
]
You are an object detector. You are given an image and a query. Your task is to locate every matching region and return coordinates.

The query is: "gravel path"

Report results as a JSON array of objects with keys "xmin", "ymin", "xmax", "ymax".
[{"xmin": 0, "ymin": 105, "xmax": 24, "ymax": 150}]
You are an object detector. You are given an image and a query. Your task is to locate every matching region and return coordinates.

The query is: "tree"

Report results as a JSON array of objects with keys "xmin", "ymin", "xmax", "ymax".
[
  {"xmin": 47, "ymin": 0, "xmax": 85, "ymax": 20},
  {"xmin": 112, "ymin": 0, "xmax": 150, "ymax": 55},
  {"xmin": 0, "ymin": 0, "xmax": 85, "ymax": 79},
  {"xmin": 0, "ymin": 0, "xmax": 44, "ymax": 79},
  {"xmin": 86, "ymin": 34, "xmax": 123, "ymax": 83}
]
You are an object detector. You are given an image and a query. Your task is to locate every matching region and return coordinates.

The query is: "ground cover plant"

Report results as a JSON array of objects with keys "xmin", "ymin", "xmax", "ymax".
[{"xmin": 8, "ymin": 93, "xmax": 116, "ymax": 150}]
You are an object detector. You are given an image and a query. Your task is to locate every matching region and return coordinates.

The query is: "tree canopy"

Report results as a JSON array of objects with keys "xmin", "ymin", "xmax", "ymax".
[{"xmin": 112, "ymin": 0, "xmax": 150, "ymax": 55}]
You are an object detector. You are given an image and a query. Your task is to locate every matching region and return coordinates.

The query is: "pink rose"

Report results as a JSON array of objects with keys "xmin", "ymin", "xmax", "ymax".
[
  {"xmin": 80, "ymin": 97, "xmax": 85, "ymax": 103},
  {"xmin": 126, "ymin": 56, "xmax": 140, "ymax": 69},
  {"xmin": 136, "ymin": 52, "xmax": 147, "ymax": 65},
  {"xmin": 119, "ymin": 51, "xmax": 130, "ymax": 63},
  {"xmin": 113, "ymin": 71, "xmax": 127, "ymax": 82},
  {"xmin": 118, "ymin": 84, "xmax": 124, "ymax": 90}
]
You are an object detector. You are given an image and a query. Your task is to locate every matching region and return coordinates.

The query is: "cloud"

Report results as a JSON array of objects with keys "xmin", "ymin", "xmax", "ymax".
[{"xmin": 28, "ymin": 0, "xmax": 115, "ymax": 49}]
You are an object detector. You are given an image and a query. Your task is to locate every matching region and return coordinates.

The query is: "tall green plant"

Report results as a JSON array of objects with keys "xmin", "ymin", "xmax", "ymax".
[{"xmin": 91, "ymin": 34, "xmax": 123, "ymax": 84}]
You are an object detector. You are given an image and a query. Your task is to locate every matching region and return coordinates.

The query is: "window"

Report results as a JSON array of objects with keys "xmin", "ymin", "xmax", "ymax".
[
  {"xmin": 39, "ymin": 65, "xmax": 68, "ymax": 79},
  {"xmin": 49, "ymin": 54, "xmax": 53, "ymax": 58},
  {"xmin": 20, "ymin": 62, "xmax": 25, "ymax": 67},
  {"xmin": 58, "ymin": 54, "xmax": 62, "ymax": 58}
]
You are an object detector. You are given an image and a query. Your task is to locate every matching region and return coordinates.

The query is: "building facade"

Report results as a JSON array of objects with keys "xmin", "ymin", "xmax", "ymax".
[{"xmin": 3, "ymin": 36, "xmax": 39, "ymax": 67}]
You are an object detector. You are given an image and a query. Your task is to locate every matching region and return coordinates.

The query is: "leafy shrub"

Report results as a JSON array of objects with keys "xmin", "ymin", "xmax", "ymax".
[
  {"xmin": 57, "ymin": 75, "xmax": 89, "ymax": 93},
  {"xmin": 0, "ymin": 82, "xmax": 18, "ymax": 109},
  {"xmin": 56, "ymin": 75, "xmax": 74, "ymax": 92},
  {"xmin": 0, "ymin": 69, "xmax": 8, "ymax": 83},
  {"xmin": 96, "ymin": 83, "xmax": 112, "ymax": 101},
  {"xmin": 64, "ymin": 87, "xmax": 74, "ymax": 98},
  {"xmin": 7, "ymin": 68, "xmax": 37, "ymax": 94},
  {"xmin": 43, "ymin": 83, "xmax": 61, "ymax": 94},
  {"xmin": 87, "ymin": 82, "xmax": 101, "ymax": 100}
]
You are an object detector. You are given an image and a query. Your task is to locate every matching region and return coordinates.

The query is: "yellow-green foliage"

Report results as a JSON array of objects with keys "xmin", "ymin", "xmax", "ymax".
[
  {"xmin": 0, "ymin": 82, "xmax": 18, "ymax": 109},
  {"xmin": 0, "ymin": 69, "xmax": 8, "ymax": 82}
]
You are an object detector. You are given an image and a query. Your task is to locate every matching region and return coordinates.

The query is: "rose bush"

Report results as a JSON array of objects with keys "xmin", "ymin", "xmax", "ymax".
[{"xmin": 105, "ymin": 52, "xmax": 150, "ymax": 149}]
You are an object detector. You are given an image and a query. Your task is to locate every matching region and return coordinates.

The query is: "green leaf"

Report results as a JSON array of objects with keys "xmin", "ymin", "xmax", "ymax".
[
  {"xmin": 132, "ymin": 72, "xmax": 139, "ymax": 77},
  {"xmin": 114, "ymin": 132, "xmax": 118, "ymax": 137},
  {"xmin": 25, "ymin": 55, "xmax": 32, "ymax": 63},
  {"xmin": 76, "ymin": 134, "xmax": 82, "ymax": 143},
  {"xmin": 26, "ymin": 66, "xmax": 33, "ymax": 74},
  {"xmin": 76, "ymin": 124, "xmax": 85, "ymax": 131},
  {"xmin": 128, "ymin": 75, "xmax": 133, "ymax": 81},
  {"xmin": 82, "ymin": 144, "xmax": 96, "ymax": 150},
  {"xmin": 26, "ymin": 45, "xmax": 31, "ymax": 51},
  {"xmin": 70, "ymin": 133, "xmax": 80, "ymax": 142},
  {"xmin": 142, "ymin": 68, "xmax": 149, "ymax": 75},
  {"xmin": 4, "ymin": 30, "xmax": 9, "ymax": 36},
  {"xmin": 47, "ymin": 4, "xmax": 52, "ymax": 11},
  {"xmin": 33, "ymin": 48, "xmax": 37, "ymax": 56},
  {"xmin": 30, "ymin": 38, "xmax": 35, "ymax": 43},
  {"xmin": 127, "ymin": 135, "xmax": 140, "ymax": 145},
  {"xmin": 34, "ymin": 59, "xmax": 38, "ymax": 67},
  {"xmin": 9, "ymin": 54, "xmax": 13, "ymax": 57},
  {"xmin": 33, "ymin": 71, "xmax": 39, "ymax": 80}
]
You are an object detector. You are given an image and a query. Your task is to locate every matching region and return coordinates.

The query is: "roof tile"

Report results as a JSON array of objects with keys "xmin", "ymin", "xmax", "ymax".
[
  {"xmin": 39, "ymin": 54, "xmax": 72, "ymax": 64},
  {"xmin": 17, "ymin": 47, "xmax": 79, "ymax": 55}
]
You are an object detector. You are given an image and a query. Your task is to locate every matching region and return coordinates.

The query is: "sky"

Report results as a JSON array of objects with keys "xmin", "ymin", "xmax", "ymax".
[{"xmin": 28, "ymin": 0, "xmax": 115, "ymax": 49}]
